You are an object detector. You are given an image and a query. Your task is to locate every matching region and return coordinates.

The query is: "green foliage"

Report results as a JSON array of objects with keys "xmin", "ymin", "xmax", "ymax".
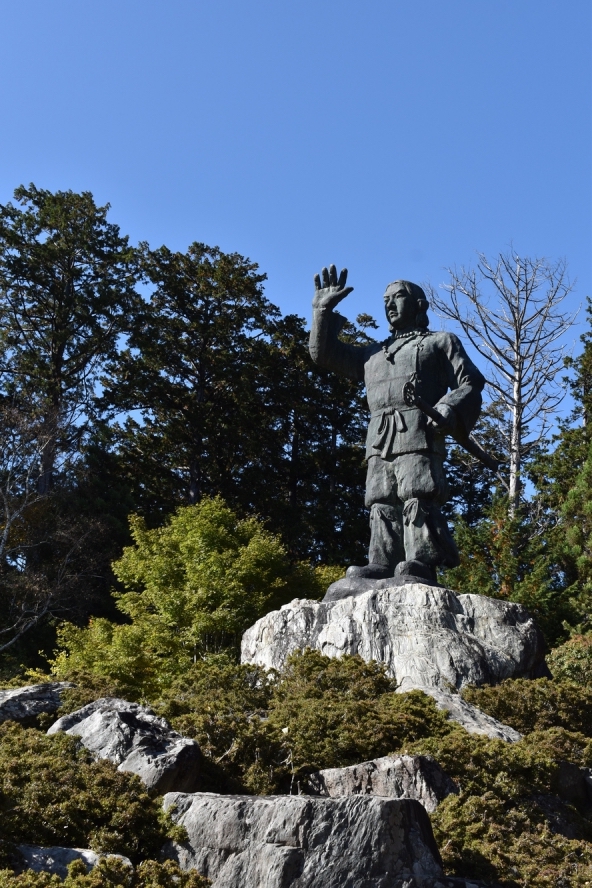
[
  {"xmin": 103, "ymin": 242, "xmax": 369, "ymax": 565},
  {"xmin": 0, "ymin": 858, "xmax": 209, "ymax": 887},
  {"xmin": 267, "ymin": 650, "xmax": 453, "ymax": 777},
  {"xmin": 50, "ymin": 498, "xmax": 331, "ymax": 696},
  {"xmin": 410, "ymin": 729, "xmax": 592, "ymax": 886},
  {"xmin": 154, "ymin": 651, "xmax": 453, "ymax": 794},
  {"xmin": 547, "ymin": 632, "xmax": 592, "ymax": 687},
  {"xmin": 154, "ymin": 655, "xmax": 279, "ymax": 794},
  {"xmin": 0, "ymin": 723, "xmax": 179, "ymax": 867},
  {"xmin": 440, "ymin": 496, "xmax": 572, "ymax": 644},
  {"xmin": 462, "ymin": 677, "xmax": 592, "ymax": 736},
  {"xmin": 558, "ymin": 440, "xmax": 592, "ymax": 610}
]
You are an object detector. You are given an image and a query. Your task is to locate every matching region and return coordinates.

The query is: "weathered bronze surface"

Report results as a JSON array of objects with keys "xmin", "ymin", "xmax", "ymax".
[{"xmin": 309, "ymin": 265, "xmax": 485, "ymax": 584}]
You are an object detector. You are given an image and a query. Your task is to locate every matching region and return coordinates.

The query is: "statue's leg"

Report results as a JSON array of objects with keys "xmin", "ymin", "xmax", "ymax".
[
  {"xmin": 346, "ymin": 456, "xmax": 404, "ymax": 579},
  {"xmin": 395, "ymin": 453, "xmax": 460, "ymax": 573},
  {"xmin": 367, "ymin": 502, "xmax": 405, "ymax": 569}
]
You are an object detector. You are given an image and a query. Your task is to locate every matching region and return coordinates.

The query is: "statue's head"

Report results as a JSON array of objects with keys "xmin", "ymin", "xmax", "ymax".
[{"xmin": 383, "ymin": 280, "xmax": 429, "ymax": 332}]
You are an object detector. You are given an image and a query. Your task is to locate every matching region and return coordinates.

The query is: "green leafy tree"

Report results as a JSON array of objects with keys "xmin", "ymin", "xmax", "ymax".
[
  {"xmin": 530, "ymin": 300, "xmax": 592, "ymax": 620},
  {"xmin": 103, "ymin": 243, "xmax": 369, "ymax": 564},
  {"xmin": 0, "ymin": 186, "xmax": 139, "ymax": 663},
  {"xmin": 102, "ymin": 242, "xmax": 273, "ymax": 515},
  {"xmin": 51, "ymin": 497, "xmax": 334, "ymax": 696}
]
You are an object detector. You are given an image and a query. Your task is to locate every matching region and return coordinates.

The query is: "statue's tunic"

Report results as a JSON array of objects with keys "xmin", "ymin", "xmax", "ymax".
[{"xmin": 309, "ymin": 307, "xmax": 484, "ymax": 461}]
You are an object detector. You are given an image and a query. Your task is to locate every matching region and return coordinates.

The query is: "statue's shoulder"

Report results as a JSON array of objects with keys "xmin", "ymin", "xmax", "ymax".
[{"xmin": 423, "ymin": 329, "xmax": 463, "ymax": 350}]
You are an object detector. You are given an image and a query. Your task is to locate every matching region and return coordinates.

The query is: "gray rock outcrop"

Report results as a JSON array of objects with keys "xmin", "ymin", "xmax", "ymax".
[
  {"xmin": 48, "ymin": 697, "xmax": 201, "ymax": 794},
  {"xmin": 305, "ymin": 754, "xmax": 458, "ymax": 813},
  {"xmin": 421, "ymin": 687, "xmax": 522, "ymax": 742},
  {"xmin": 0, "ymin": 682, "xmax": 74, "ymax": 725},
  {"xmin": 162, "ymin": 791, "xmax": 444, "ymax": 887},
  {"xmin": 241, "ymin": 584, "xmax": 545, "ymax": 692},
  {"xmin": 15, "ymin": 845, "xmax": 131, "ymax": 879}
]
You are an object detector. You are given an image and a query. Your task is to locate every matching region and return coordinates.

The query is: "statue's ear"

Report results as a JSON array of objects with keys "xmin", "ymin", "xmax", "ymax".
[{"xmin": 416, "ymin": 298, "xmax": 429, "ymax": 327}]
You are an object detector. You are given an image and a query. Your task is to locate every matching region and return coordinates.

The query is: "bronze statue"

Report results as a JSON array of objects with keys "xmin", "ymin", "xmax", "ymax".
[{"xmin": 310, "ymin": 264, "xmax": 487, "ymax": 584}]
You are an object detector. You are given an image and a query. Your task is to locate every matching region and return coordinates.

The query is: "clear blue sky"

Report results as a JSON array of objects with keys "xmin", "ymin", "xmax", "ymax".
[{"xmin": 0, "ymin": 0, "xmax": 590, "ymax": 344}]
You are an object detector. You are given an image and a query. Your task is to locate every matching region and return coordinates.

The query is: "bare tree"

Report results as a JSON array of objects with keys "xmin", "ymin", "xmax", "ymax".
[{"xmin": 429, "ymin": 248, "xmax": 576, "ymax": 514}]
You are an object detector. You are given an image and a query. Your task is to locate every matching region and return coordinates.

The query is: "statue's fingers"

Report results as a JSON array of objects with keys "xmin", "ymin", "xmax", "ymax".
[
  {"xmin": 314, "ymin": 273, "xmax": 322, "ymax": 290},
  {"xmin": 337, "ymin": 268, "xmax": 348, "ymax": 289},
  {"xmin": 329, "ymin": 264, "xmax": 338, "ymax": 286},
  {"xmin": 322, "ymin": 267, "xmax": 330, "ymax": 287}
]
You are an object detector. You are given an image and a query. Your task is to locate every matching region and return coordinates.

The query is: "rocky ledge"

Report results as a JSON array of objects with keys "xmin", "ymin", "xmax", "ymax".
[
  {"xmin": 241, "ymin": 583, "xmax": 546, "ymax": 691},
  {"xmin": 304, "ymin": 754, "xmax": 458, "ymax": 813},
  {"xmin": 48, "ymin": 697, "xmax": 202, "ymax": 794},
  {"xmin": 162, "ymin": 791, "xmax": 444, "ymax": 888}
]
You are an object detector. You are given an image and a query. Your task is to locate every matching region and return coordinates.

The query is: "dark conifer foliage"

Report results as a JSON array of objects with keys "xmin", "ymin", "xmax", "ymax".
[
  {"xmin": 0, "ymin": 184, "xmax": 139, "ymax": 492},
  {"xmin": 0, "ymin": 186, "xmax": 140, "ymax": 656},
  {"xmin": 101, "ymin": 242, "xmax": 369, "ymax": 563}
]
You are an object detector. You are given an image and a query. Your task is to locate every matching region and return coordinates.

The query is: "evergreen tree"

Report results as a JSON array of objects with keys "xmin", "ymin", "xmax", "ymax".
[
  {"xmin": 104, "ymin": 243, "xmax": 369, "ymax": 564},
  {"xmin": 0, "ymin": 184, "xmax": 139, "ymax": 492},
  {"xmin": 0, "ymin": 186, "xmax": 139, "ymax": 657}
]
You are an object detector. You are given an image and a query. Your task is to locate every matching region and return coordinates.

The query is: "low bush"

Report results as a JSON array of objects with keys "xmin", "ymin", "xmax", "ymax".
[
  {"xmin": 0, "ymin": 858, "xmax": 210, "ymax": 887},
  {"xmin": 155, "ymin": 650, "xmax": 454, "ymax": 794},
  {"xmin": 547, "ymin": 632, "xmax": 592, "ymax": 687},
  {"xmin": 266, "ymin": 649, "xmax": 453, "ymax": 774},
  {"xmin": 410, "ymin": 729, "xmax": 592, "ymax": 887},
  {"xmin": 0, "ymin": 723, "xmax": 181, "ymax": 867},
  {"xmin": 462, "ymin": 677, "xmax": 592, "ymax": 735}
]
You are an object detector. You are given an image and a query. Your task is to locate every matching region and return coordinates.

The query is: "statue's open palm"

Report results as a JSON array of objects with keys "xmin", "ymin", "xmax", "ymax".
[{"xmin": 313, "ymin": 265, "xmax": 353, "ymax": 310}]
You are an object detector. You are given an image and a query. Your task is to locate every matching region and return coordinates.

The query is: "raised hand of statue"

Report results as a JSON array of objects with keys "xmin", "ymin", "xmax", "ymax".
[{"xmin": 313, "ymin": 265, "xmax": 353, "ymax": 311}]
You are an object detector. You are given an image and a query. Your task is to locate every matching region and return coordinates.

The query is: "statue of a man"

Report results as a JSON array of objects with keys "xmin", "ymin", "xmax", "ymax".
[{"xmin": 309, "ymin": 264, "xmax": 485, "ymax": 583}]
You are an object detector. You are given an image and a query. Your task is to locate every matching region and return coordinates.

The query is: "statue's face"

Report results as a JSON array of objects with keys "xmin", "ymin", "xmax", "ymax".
[{"xmin": 384, "ymin": 284, "xmax": 417, "ymax": 331}]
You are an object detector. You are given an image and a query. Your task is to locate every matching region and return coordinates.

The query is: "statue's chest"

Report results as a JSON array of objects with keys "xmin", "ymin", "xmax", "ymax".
[{"xmin": 364, "ymin": 339, "xmax": 427, "ymax": 387}]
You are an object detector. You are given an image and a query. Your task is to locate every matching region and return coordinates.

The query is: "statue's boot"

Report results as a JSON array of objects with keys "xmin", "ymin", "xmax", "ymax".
[
  {"xmin": 346, "ymin": 502, "xmax": 403, "ymax": 580},
  {"xmin": 394, "ymin": 559, "xmax": 437, "ymax": 584},
  {"xmin": 346, "ymin": 562, "xmax": 393, "ymax": 579}
]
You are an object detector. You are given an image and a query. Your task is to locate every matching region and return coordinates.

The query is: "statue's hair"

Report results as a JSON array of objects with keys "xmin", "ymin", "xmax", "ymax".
[{"xmin": 384, "ymin": 280, "xmax": 429, "ymax": 329}]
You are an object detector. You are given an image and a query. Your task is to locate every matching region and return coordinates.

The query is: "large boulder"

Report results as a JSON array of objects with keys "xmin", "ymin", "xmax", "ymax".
[
  {"xmin": 0, "ymin": 682, "xmax": 74, "ymax": 725},
  {"xmin": 15, "ymin": 845, "xmax": 131, "ymax": 879},
  {"xmin": 48, "ymin": 697, "xmax": 201, "ymax": 794},
  {"xmin": 162, "ymin": 791, "xmax": 444, "ymax": 888},
  {"xmin": 305, "ymin": 754, "xmax": 458, "ymax": 813},
  {"xmin": 241, "ymin": 584, "xmax": 546, "ymax": 691}
]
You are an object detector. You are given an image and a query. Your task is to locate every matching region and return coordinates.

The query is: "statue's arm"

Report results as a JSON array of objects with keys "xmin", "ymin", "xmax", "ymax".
[
  {"xmin": 434, "ymin": 334, "xmax": 485, "ymax": 435},
  {"xmin": 308, "ymin": 265, "xmax": 366, "ymax": 383}
]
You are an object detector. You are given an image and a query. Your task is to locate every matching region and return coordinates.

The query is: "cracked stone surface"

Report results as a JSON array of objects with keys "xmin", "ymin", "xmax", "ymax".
[
  {"xmin": 241, "ymin": 584, "xmax": 545, "ymax": 692},
  {"xmin": 162, "ymin": 791, "xmax": 445, "ymax": 888},
  {"xmin": 304, "ymin": 755, "xmax": 458, "ymax": 813},
  {"xmin": 48, "ymin": 697, "xmax": 201, "ymax": 794},
  {"xmin": 0, "ymin": 682, "xmax": 74, "ymax": 725}
]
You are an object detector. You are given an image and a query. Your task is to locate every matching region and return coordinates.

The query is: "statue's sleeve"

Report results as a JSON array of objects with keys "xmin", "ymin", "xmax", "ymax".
[
  {"xmin": 309, "ymin": 307, "xmax": 366, "ymax": 382},
  {"xmin": 435, "ymin": 333, "xmax": 485, "ymax": 435}
]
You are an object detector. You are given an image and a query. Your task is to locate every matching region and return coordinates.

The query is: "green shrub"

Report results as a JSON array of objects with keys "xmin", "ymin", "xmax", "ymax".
[
  {"xmin": 0, "ymin": 857, "xmax": 210, "ymax": 887},
  {"xmin": 547, "ymin": 632, "xmax": 592, "ymax": 687},
  {"xmin": 267, "ymin": 650, "xmax": 453, "ymax": 777},
  {"xmin": 462, "ymin": 677, "xmax": 592, "ymax": 736},
  {"xmin": 0, "ymin": 723, "xmax": 179, "ymax": 867},
  {"xmin": 410, "ymin": 729, "xmax": 592, "ymax": 886},
  {"xmin": 49, "ymin": 498, "xmax": 338, "ymax": 698},
  {"xmin": 154, "ymin": 654, "xmax": 280, "ymax": 794},
  {"xmin": 153, "ymin": 650, "xmax": 454, "ymax": 794}
]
